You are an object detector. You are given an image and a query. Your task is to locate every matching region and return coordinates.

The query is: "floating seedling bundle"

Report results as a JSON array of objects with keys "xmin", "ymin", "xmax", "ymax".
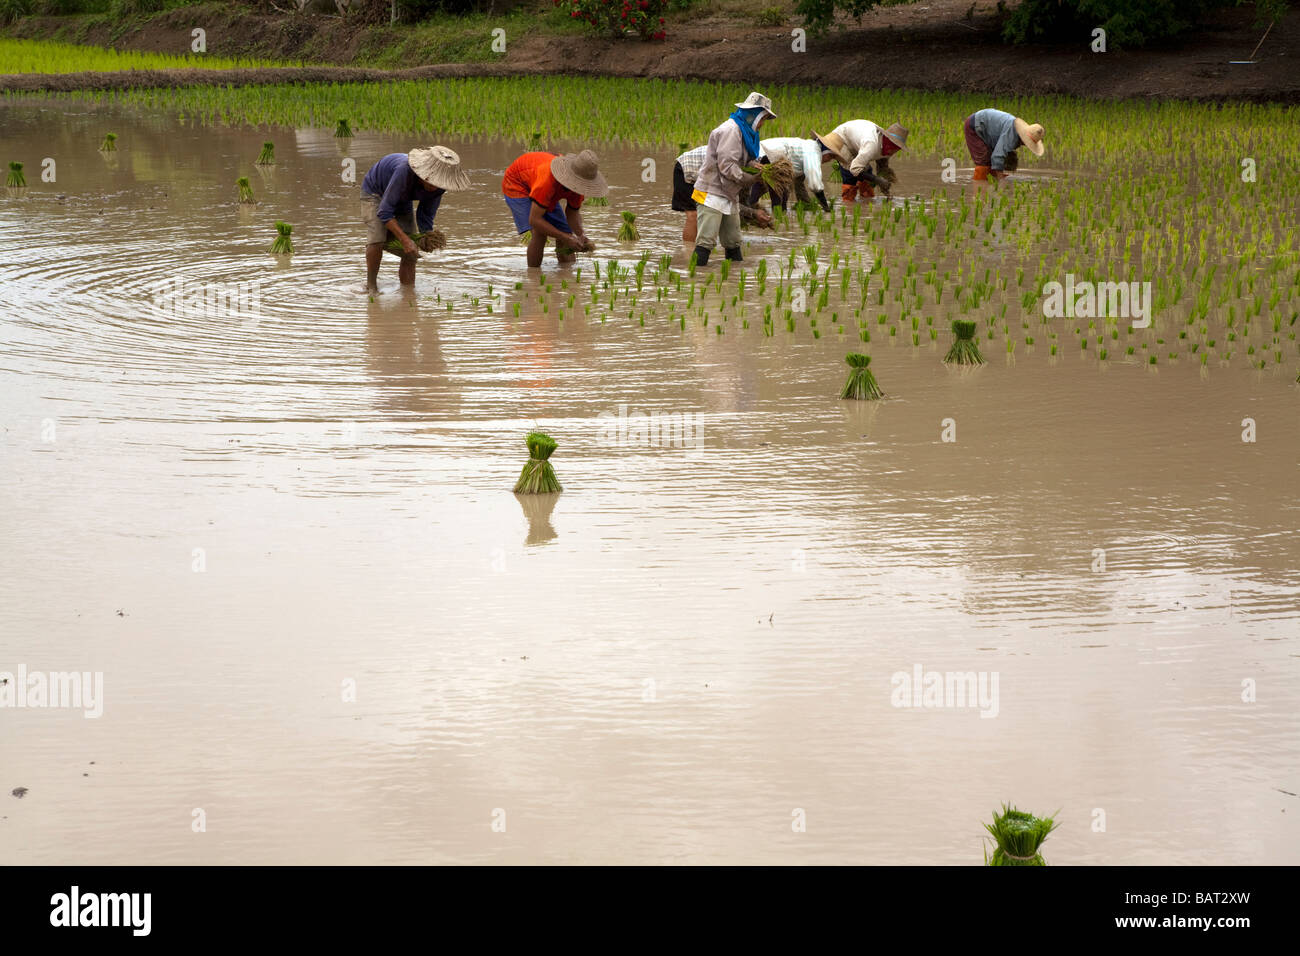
[
  {"xmin": 98, "ymin": 133, "xmax": 116, "ymax": 152},
  {"xmin": 255, "ymin": 141, "xmax": 275, "ymax": 165},
  {"xmin": 513, "ymin": 431, "xmax": 562, "ymax": 495},
  {"xmin": 944, "ymin": 319, "xmax": 985, "ymax": 365},
  {"xmin": 236, "ymin": 176, "xmax": 254, "ymax": 203},
  {"xmin": 839, "ymin": 353, "xmax": 883, "ymax": 400},
  {"xmin": 384, "ymin": 229, "xmax": 446, "ymax": 254},
  {"xmin": 617, "ymin": 211, "xmax": 639, "ymax": 242},
  {"xmin": 334, "ymin": 119, "xmax": 353, "ymax": 138},
  {"xmin": 269, "ymin": 220, "xmax": 293, "ymax": 255},
  {"xmin": 984, "ymin": 804, "xmax": 1058, "ymax": 866},
  {"xmin": 745, "ymin": 157, "xmax": 795, "ymax": 199},
  {"xmin": 6, "ymin": 161, "xmax": 24, "ymax": 187}
]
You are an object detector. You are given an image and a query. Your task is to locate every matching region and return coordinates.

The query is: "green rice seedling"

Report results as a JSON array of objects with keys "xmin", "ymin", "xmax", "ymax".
[
  {"xmin": 585, "ymin": 196, "xmax": 608, "ymax": 206},
  {"xmin": 6, "ymin": 161, "xmax": 24, "ymax": 187},
  {"xmin": 984, "ymin": 804, "xmax": 1058, "ymax": 866},
  {"xmin": 236, "ymin": 176, "xmax": 254, "ymax": 203},
  {"xmin": 269, "ymin": 221, "xmax": 294, "ymax": 255},
  {"xmin": 255, "ymin": 141, "xmax": 275, "ymax": 165},
  {"xmin": 617, "ymin": 211, "xmax": 639, "ymax": 242},
  {"xmin": 98, "ymin": 132, "xmax": 116, "ymax": 152},
  {"xmin": 334, "ymin": 119, "xmax": 353, "ymax": 138},
  {"xmin": 384, "ymin": 230, "xmax": 446, "ymax": 254},
  {"xmin": 745, "ymin": 156, "xmax": 795, "ymax": 197},
  {"xmin": 513, "ymin": 431, "xmax": 561, "ymax": 495},
  {"xmin": 944, "ymin": 319, "xmax": 985, "ymax": 366}
]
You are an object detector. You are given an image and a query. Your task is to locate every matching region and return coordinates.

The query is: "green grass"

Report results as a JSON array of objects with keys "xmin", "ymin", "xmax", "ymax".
[{"xmin": 0, "ymin": 36, "xmax": 289, "ymax": 73}]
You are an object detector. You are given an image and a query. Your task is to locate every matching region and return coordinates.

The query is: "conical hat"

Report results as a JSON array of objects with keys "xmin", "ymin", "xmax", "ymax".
[
  {"xmin": 550, "ymin": 149, "xmax": 608, "ymax": 197},
  {"xmin": 408, "ymin": 146, "xmax": 470, "ymax": 191},
  {"xmin": 1014, "ymin": 118, "xmax": 1045, "ymax": 157}
]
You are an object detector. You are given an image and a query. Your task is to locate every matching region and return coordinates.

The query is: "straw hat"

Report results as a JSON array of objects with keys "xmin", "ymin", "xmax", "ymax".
[
  {"xmin": 408, "ymin": 146, "xmax": 470, "ymax": 190},
  {"xmin": 882, "ymin": 123, "xmax": 909, "ymax": 149},
  {"xmin": 813, "ymin": 129, "xmax": 853, "ymax": 166},
  {"xmin": 1014, "ymin": 118, "xmax": 1045, "ymax": 156},
  {"xmin": 734, "ymin": 91, "xmax": 778, "ymax": 119},
  {"xmin": 550, "ymin": 149, "xmax": 608, "ymax": 197}
]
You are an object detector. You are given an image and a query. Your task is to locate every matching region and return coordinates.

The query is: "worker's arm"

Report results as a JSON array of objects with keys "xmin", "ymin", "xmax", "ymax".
[
  {"xmin": 848, "ymin": 140, "xmax": 883, "ymax": 177},
  {"xmin": 716, "ymin": 128, "xmax": 750, "ymax": 186},
  {"xmin": 527, "ymin": 201, "xmax": 577, "ymax": 244},
  {"xmin": 990, "ymin": 122, "xmax": 1019, "ymax": 173},
  {"xmin": 415, "ymin": 191, "xmax": 442, "ymax": 234},
  {"xmin": 565, "ymin": 204, "xmax": 588, "ymax": 248},
  {"xmin": 378, "ymin": 175, "xmax": 417, "ymax": 254},
  {"xmin": 384, "ymin": 219, "xmax": 417, "ymax": 256}
]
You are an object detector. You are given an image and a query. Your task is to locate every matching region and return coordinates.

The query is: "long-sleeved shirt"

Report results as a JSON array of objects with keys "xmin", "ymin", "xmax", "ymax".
[
  {"xmin": 968, "ymin": 109, "xmax": 1021, "ymax": 172},
  {"xmin": 831, "ymin": 120, "xmax": 887, "ymax": 176},
  {"xmin": 361, "ymin": 153, "xmax": 444, "ymax": 232},
  {"xmin": 758, "ymin": 137, "xmax": 826, "ymax": 193},
  {"xmin": 676, "ymin": 146, "xmax": 708, "ymax": 184},
  {"xmin": 695, "ymin": 119, "xmax": 750, "ymax": 212}
]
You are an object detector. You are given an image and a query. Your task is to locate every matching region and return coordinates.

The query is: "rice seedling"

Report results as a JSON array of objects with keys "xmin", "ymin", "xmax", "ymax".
[
  {"xmin": 839, "ymin": 353, "xmax": 883, "ymax": 401},
  {"xmin": 585, "ymin": 196, "xmax": 609, "ymax": 206},
  {"xmin": 334, "ymin": 119, "xmax": 353, "ymax": 138},
  {"xmin": 255, "ymin": 142, "xmax": 275, "ymax": 166},
  {"xmin": 98, "ymin": 133, "xmax": 116, "ymax": 152},
  {"xmin": 944, "ymin": 320, "xmax": 985, "ymax": 366},
  {"xmin": 0, "ymin": 37, "xmax": 290, "ymax": 73},
  {"xmin": 745, "ymin": 157, "xmax": 795, "ymax": 198},
  {"xmin": 236, "ymin": 176, "xmax": 254, "ymax": 204},
  {"xmin": 384, "ymin": 230, "xmax": 446, "ymax": 254},
  {"xmin": 5, "ymin": 161, "xmax": 24, "ymax": 187},
  {"xmin": 984, "ymin": 804, "xmax": 1058, "ymax": 866},
  {"xmin": 617, "ymin": 211, "xmax": 639, "ymax": 242},
  {"xmin": 269, "ymin": 221, "xmax": 294, "ymax": 255},
  {"xmin": 512, "ymin": 431, "xmax": 562, "ymax": 494}
]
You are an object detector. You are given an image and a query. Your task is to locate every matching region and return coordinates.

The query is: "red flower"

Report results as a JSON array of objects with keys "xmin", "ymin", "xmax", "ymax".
[{"xmin": 652, "ymin": 30, "xmax": 666, "ymax": 40}]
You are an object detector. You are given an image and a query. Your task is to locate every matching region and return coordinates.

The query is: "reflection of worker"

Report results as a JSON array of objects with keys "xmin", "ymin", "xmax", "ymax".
[
  {"xmin": 815, "ymin": 121, "xmax": 908, "ymax": 202},
  {"xmin": 361, "ymin": 146, "xmax": 469, "ymax": 294},
  {"xmin": 751, "ymin": 136, "xmax": 834, "ymax": 212},
  {"xmin": 964, "ymin": 109, "xmax": 1044, "ymax": 184},
  {"xmin": 502, "ymin": 149, "xmax": 606, "ymax": 268},
  {"xmin": 692, "ymin": 91, "xmax": 778, "ymax": 265},
  {"xmin": 671, "ymin": 145, "xmax": 773, "ymax": 245}
]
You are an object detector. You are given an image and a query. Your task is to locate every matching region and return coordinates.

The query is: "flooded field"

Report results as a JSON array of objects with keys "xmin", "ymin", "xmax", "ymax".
[{"xmin": 1, "ymin": 100, "xmax": 1298, "ymax": 865}]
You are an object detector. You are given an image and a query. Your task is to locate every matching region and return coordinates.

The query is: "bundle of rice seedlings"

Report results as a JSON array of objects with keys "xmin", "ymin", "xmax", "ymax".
[
  {"xmin": 584, "ymin": 195, "xmax": 609, "ymax": 206},
  {"xmin": 983, "ymin": 804, "xmax": 1058, "ymax": 866},
  {"xmin": 6, "ymin": 161, "xmax": 25, "ymax": 187},
  {"xmin": 334, "ymin": 119, "xmax": 353, "ymax": 138},
  {"xmin": 839, "ymin": 353, "xmax": 883, "ymax": 400},
  {"xmin": 269, "ymin": 220, "xmax": 293, "ymax": 255},
  {"xmin": 384, "ymin": 229, "xmax": 446, "ymax": 254},
  {"xmin": 236, "ymin": 176, "xmax": 254, "ymax": 203},
  {"xmin": 513, "ymin": 431, "xmax": 562, "ymax": 494},
  {"xmin": 255, "ymin": 141, "xmax": 275, "ymax": 166},
  {"xmin": 617, "ymin": 211, "xmax": 639, "ymax": 241},
  {"xmin": 519, "ymin": 230, "xmax": 532, "ymax": 244},
  {"xmin": 745, "ymin": 156, "xmax": 795, "ymax": 198},
  {"xmin": 944, "ymin": 319, "xmax": 985, "ymax": 365},
  {"xmin": 98, "ymin": 133, "xmax": 116, "ymax": 152}
]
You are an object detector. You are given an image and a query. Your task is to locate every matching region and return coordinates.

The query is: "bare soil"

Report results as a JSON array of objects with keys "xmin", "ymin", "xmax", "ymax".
[{"xmin": 3, "ymin": 1, "xmax": 1297, "ymax": 102}]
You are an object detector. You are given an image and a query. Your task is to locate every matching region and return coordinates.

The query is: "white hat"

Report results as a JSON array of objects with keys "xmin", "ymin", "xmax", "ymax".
[
  {"xmin": 735, "ymin": 91, "xmax": 777, "ymax": 119},
  {"xmin": 408, "ymin": 145, "xmax": 471, "ymax": 190},
  {"xmin": 1014, "ymin": 118, "xmax": 1045, "ymax": 157}
]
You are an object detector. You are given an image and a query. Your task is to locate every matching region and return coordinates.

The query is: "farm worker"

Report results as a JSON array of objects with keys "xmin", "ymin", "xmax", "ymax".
[
  {"xmin": 815, "ymin": 121, "xmax": 908, "ymax": 202},
  {"xmin": 672, "ymin": 144, "xmax": 773, "ymax": 245},
  {"xmin": 502, "ymin": 149, "xmax": 606, "ymax": 268},
  {"xmin": 750, "ymin": 136, "xmax": 834, "ymax": 212},
  {"xmin": 963, "ymin": 109, "xmax": 1044, "ymax": 183},
  {"xmin": 692, "ymin": 91, "xmax": 778, "ymax": 266},
  {"xmin": 362, "ymin": 146, "xmax": 469, "ymax": 294}
]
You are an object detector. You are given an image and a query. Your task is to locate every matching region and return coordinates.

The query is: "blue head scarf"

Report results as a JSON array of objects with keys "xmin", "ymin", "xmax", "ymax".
[{"xmin": 729, "ymin": 107, "xmax": 763, "ymax": 162}]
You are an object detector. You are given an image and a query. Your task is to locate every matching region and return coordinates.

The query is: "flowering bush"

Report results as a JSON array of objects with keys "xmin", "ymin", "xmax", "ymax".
[{"xmin": 555, "ymin": 0, "xmax": 669, "ymax": 41}]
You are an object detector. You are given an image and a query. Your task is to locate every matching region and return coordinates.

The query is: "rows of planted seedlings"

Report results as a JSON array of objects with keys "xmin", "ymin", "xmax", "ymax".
[{"xmin": 0, "ymin": 37, "xmax": 291, "ymax": 74}]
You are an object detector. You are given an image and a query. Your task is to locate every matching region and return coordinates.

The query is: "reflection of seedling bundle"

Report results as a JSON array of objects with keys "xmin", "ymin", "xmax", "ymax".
[
  {"xmin": 269, "ymin": 220, "xmax": 294, "ymax": 254},
  {"xmin": 6, "ymin": 161, "xmax": 25, "ymax": 187},
  {"xmin": 745, "ymin": 156, "xmax": 795, "ymax": 198},
  {"xmin": 99, "ymin": 133, "xmax": 116, "ymax": 152},
  {"xmin": 513, "ymin": 432, "xmax": 562, "ymax": 495},
  {"xmin": 839, "ymin": 353, "xmax": 883, "ymax": 400},
  {"xmin": 984, "ymin": 804, "xmax": 1058, "ymax": 866},
  {"xmin": 334, "ymin": 119, "xmax": 353, "ymax": 138},
  {"xmin": 617, "ymin": 210, "xmax": 639, "ymax": 241},
  {"xmin": 384, "ymin": 229, "xmax": 445, "ymax": 254},
  {"xmin": 255, "ymin": 141, "xmax": 275, "ymax": 165},
  {"xmin": 944, "ymin": 319, "xmax": 985, "ymax": 365},
  {"xmin": 236, "ymin": 176, "xmax": 254, "ymax": 203}
]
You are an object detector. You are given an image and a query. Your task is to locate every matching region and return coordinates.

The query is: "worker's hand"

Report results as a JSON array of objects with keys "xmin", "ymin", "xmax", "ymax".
[
  {"xmin": 573, "ymin": 234, "xmax": 592, "ymax": 252},
  {"xmin": 400, "ymin": 236, "xmax": 418, "ymax": 256},
  {"xmin": 754, "ymin": 209, "xmax": 774, "ymax": 229}
]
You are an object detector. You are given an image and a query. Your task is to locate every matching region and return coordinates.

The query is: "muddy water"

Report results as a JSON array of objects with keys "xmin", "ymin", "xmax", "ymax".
[{"xmin": 2, "ymin": 104, "xmax": 1298, "ymax": 865}]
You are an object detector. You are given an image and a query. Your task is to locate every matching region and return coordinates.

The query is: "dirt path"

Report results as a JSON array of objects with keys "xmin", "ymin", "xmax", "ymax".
[{"xmin": 3, "ymin": 1, "xmax": 1297, "ymax": 102}]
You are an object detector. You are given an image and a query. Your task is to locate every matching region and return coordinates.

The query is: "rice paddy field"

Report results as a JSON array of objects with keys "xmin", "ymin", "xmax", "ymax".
[
  {"xmin": 0, "ymin": 37, "xmax": 293, "ymax": 74},
  {"xmin": 1, "ymin": 75, "xmax": 1298, "ymax": 865}
]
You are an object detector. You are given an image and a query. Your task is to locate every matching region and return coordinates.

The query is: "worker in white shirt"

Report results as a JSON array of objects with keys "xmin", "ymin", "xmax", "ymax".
[
  {"xmin": 814, "ymin": 121, "xmax": 908, "ymax": 203},
  {"xmin": 749, "ymin": 136, "xmax": 835, "ymax": 212}
]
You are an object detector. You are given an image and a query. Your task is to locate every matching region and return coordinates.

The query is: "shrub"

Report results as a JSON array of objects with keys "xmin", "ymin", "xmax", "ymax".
[
  {"xmin": 755, "ymin": 5, "xmax": 784, "ymax": 25},
  {"xmin": 0, "ymin": 0, "xmax": 32, "ymax": 26},
  {"xmin": 795, "ymin": 0, "xmax": 910, "ymax": 35},
  {"xmin": 1001, "ymin": 0, "xmax": 1283, "ymax": 47},
  {"xmin": 554, "ymin": 0, "xmax": 669, "ymax": 40}
]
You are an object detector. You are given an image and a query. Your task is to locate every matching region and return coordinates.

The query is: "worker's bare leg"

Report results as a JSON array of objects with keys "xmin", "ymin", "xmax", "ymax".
[
  {"xmin": 365, "ymin": 242, "xmax": 383, "ymax": 293},
  {"xmin": 682, "ymin": 209, "xmax": 698, "ymax": 246},
  {"xmin": 526, "ymin": 231, "xmax": 548, "ymax": 268},
  {"xmin": 398, "ymin": 253, "xmax": 417, "ymax": 285}
]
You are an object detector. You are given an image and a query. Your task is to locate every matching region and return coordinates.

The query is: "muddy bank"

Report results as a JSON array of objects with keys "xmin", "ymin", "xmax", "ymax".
[{"xmin": 3, "ymin": 1, "xmax": 1299, "ymax": 102}]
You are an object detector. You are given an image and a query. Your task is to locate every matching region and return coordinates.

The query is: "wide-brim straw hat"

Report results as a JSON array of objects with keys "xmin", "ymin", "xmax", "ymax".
[
  {"xmin": 735, "ymin": 91, "xmax": 777, "ymax": 118},
  {"xmin": 408, "ymin": 146, "xmax": 470, "ymax": 190},
  {"xmin": 1014, "ymin": 118, "xmax": 1045, "ymax": 156},
  {"xmin": 882, "ymin": 123, "xmax": 909, "ymax": 149},
  {"xmin": 812, "ymin": 129, "xmax": 853, "ymax": 166},
  {"xmin": 550, "ymin": 149, "xmax": 608, "ymax": 197}
]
